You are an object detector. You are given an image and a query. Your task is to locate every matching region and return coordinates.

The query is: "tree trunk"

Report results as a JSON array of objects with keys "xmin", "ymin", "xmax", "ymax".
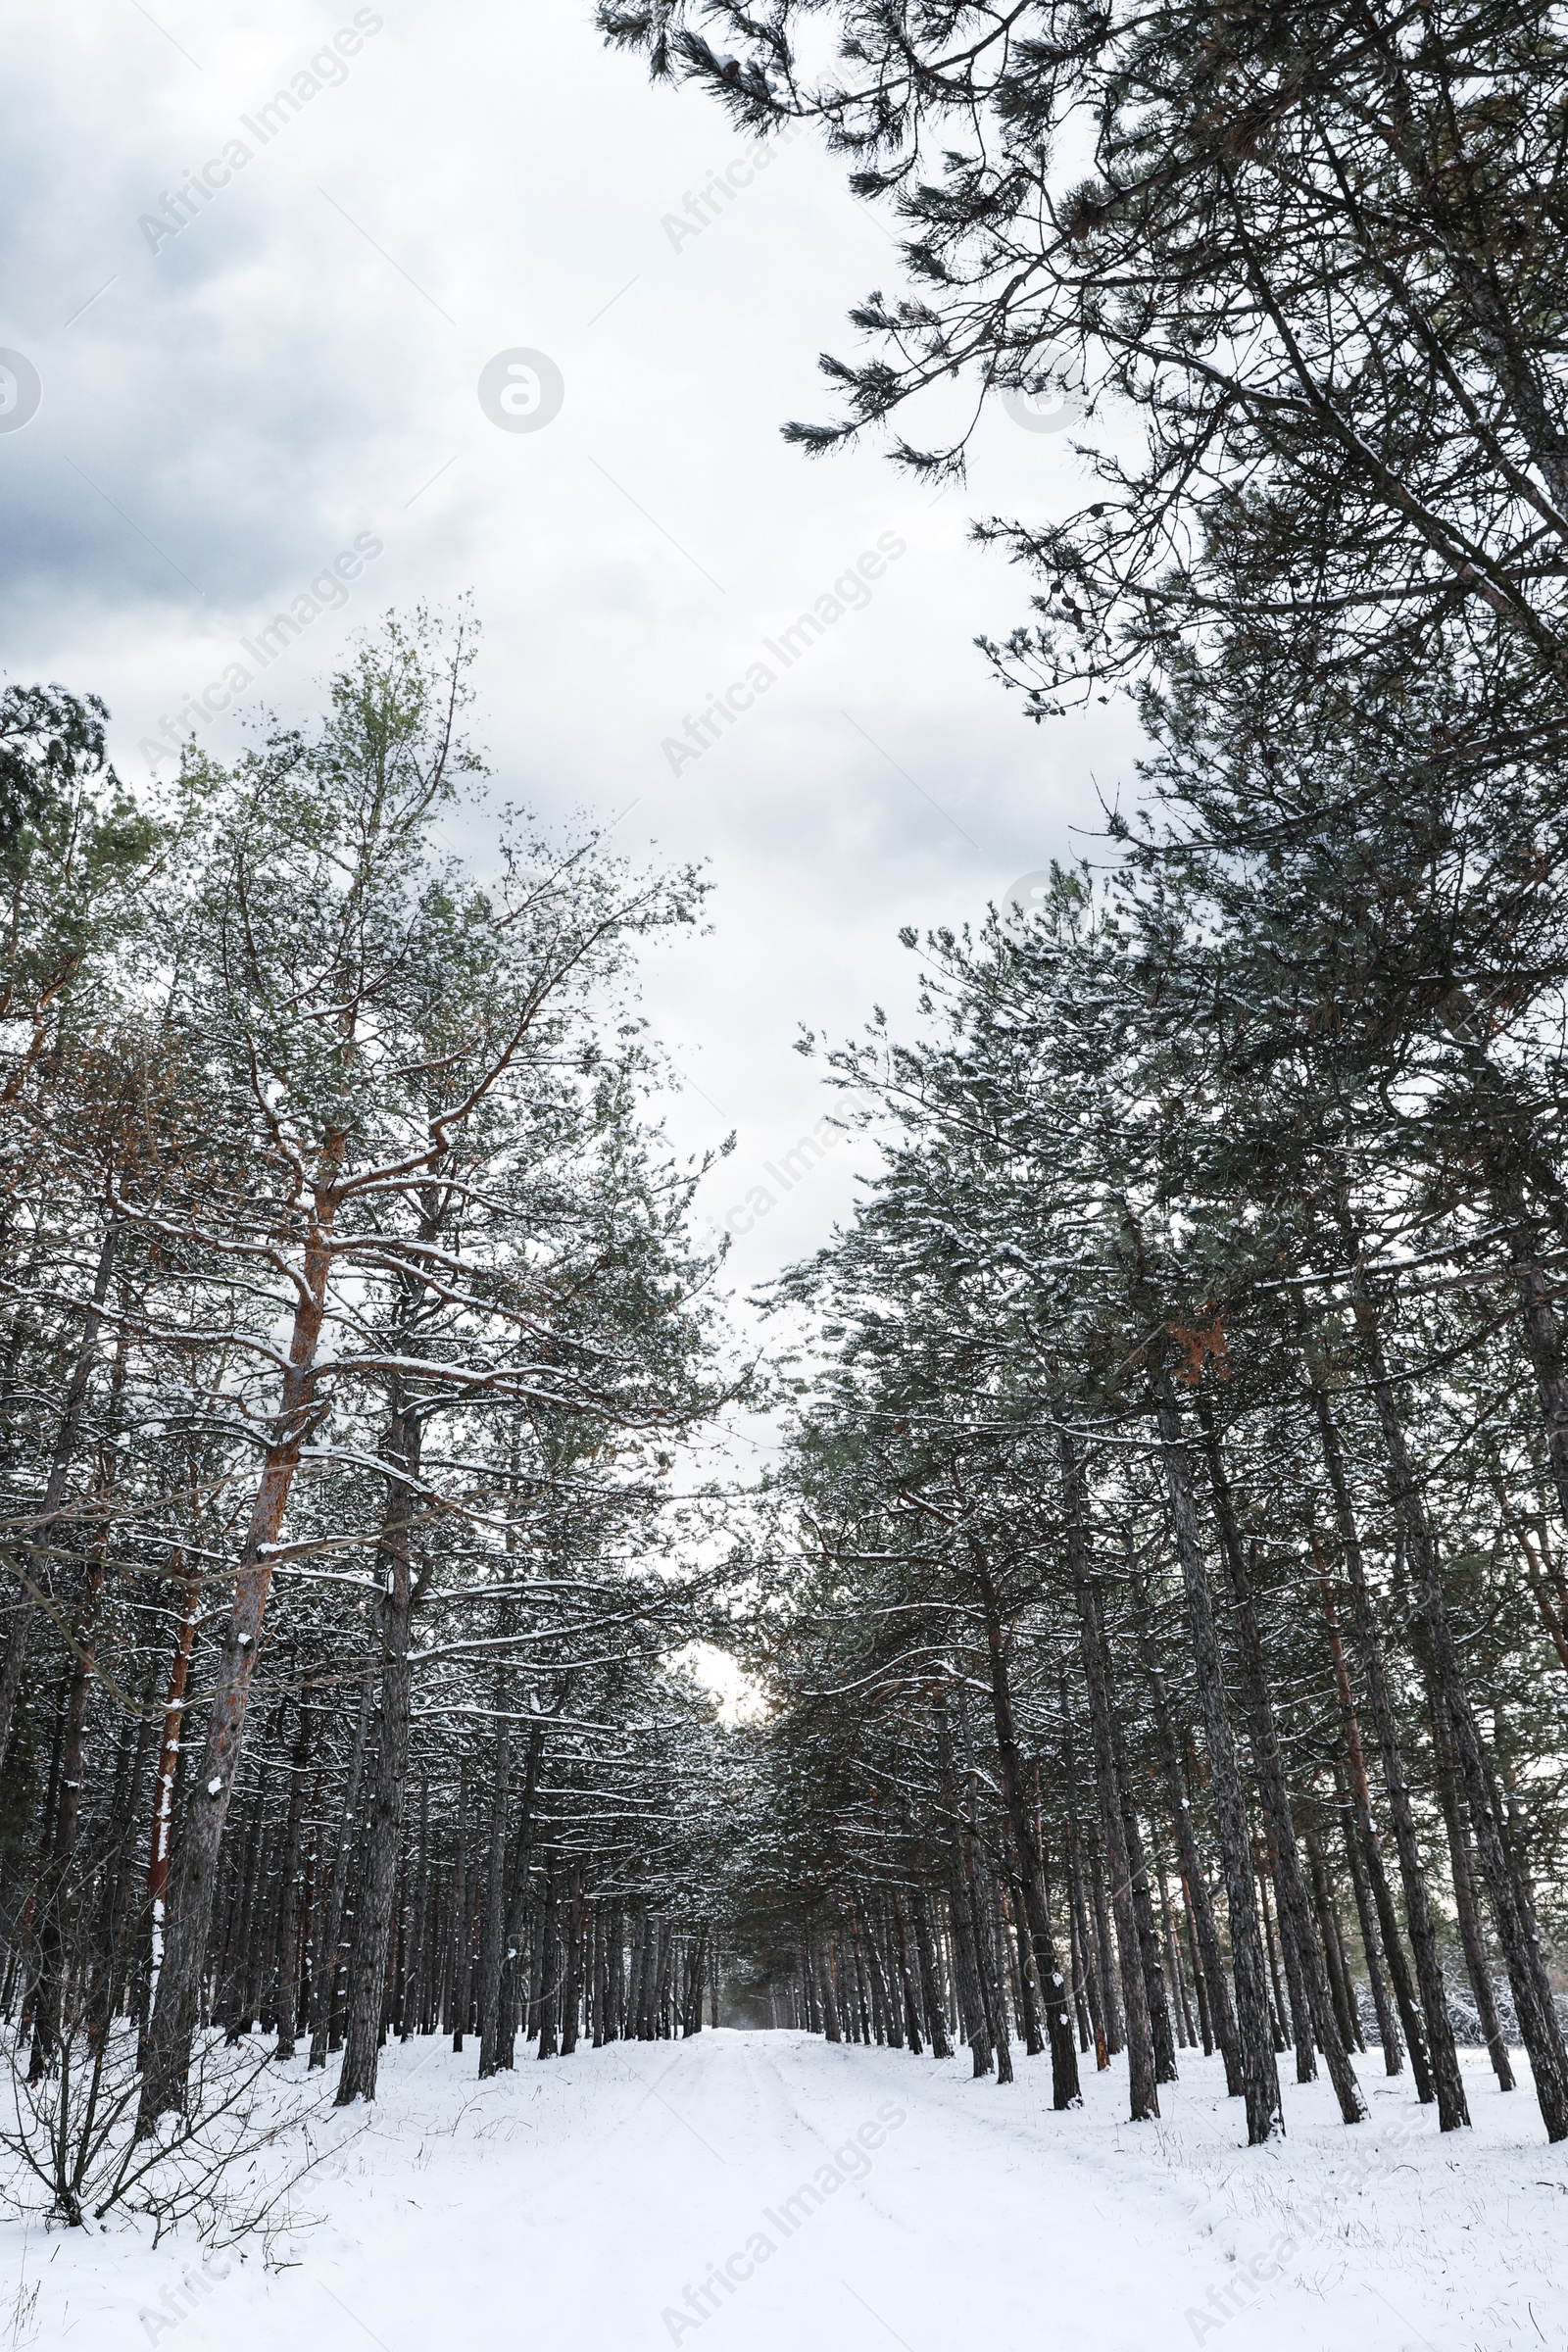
[
  {"xmin": 271, "ymin": 1698, "xmax": 312, "ymax": 2060},
  {"xmin": 815, "ymin": 1931, "xmax": 843, "ymax": 2043},
  {"xmin": 308, "ymin": 1677, "xmax": 373, "ymax": 2070},
  {"xmin": 146, "ymin": 1557, "xmax": 200, "ymax": 2029},
  {"xmin": 336, "ymin": 1402, "xmax": 421, "ymax": 2105},
  {"xmin": 1424, "ymin": 1615, "xmax": 1516, "ymax": 2093},
  {"xmin": 1061, "ymin": 1466, "xmax": 1158, "ymax": 2120},
  {"xmin": 1342, "ymin": 1237, "xmax": 1566, "ymax": 2134},
  {"xmin": 858, "ymin": 1904, "xmax": 889, "ymax": 2044},
  {"xmin": 493, "ymin": 1722, "xmax": 544, "ymax": 2071},
  {"xmin": 537, "ymin": 1865, "xmax": 561, "ymax": 2056},
  {"xmin": 1330, "ymin": 1752, "xmax": 1399, "ymax": 2075},
  {"xmin": 221, "ymin": 1775, "xmax": 270, "ymax": 2041},
  {"xmin": 1128, "ymin": 1559, "xmax": 1244, "ymax": 2095},
  {"xmin": 934, "ymin": 1698, "xmax": 993, "ymax": 2076},
  {"xmin": 475, "ymin": 1697, "xmax": 511, "ymax": 2078},
  {"xmin": 27, "ymin": 1529, "xmax": 108, "ymax": 2081},
  {"xmin": 1063, "ymin": 1810, "xmax": 1108, "ymax": 2067},
  {"xmin": 1255, "ymin": 1852, "xmax": 1289, "ymax": 2049},
  {"xmin": 1150, "ymin": 1358, "xmax": 1282, "ymax": 2143},
  {"xmin": 1305, "ymin": 1826, "xmax": 1360, "ymax": 2052},
  {"xmin": 911, "ymin": 1866, "xmax": 951, "ymax": 2056},
  {"xmin": 974, "ymin": 1855, "xmax": 1014, "ymax": 2084},
  {"xmin": 138, "ymin": 1180, "xmax": 340, "ymax": 2132},
  {"xmin": 1109, "ymin": 1668, "xmax": 1178, "ymax": 2083},
  {"xmin": 1310, "ymin": 1522, "xmax": 1434, "ymax": 2096},
  {"xmin": 1197, "ymin": 1399, "xmax": 1364, "ymax": 2124},
  {"xmin": 970, "ymin": 1532, "xmax": 1080, "ymax": 2108},
  {"xmin": 1150, "ymin": 1820, "xmax": 1196, "ymax": 2048},
  {"xmin": 89, "ymin": 1697, "xmax": 157, "ymax": 2047},
  {"xmin": 561, "ymin": 1865, "xmax": 584, "ymax": 2054},
  {"xmin": 887, "ymin": 1885, "xmax": 925, "ymax": 2054},
  {"xmin": 401, "ymin": 1772, "xmax": 428, "ymax": 2041}
]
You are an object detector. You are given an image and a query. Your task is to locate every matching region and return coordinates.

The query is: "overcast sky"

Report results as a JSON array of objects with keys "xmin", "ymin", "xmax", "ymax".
[{"xmin": 5, "ymin": 1, "xmax": 1140, "ymax": 1361}]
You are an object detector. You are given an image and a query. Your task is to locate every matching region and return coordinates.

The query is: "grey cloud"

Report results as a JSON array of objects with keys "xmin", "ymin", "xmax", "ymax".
[{"xmin": 4, "ymin": 0, "xmax": 1134, "ymax": 1303}]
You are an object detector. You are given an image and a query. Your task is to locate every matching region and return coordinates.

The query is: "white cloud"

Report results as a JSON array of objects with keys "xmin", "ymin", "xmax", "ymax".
[{"xmin": 2, "ymin": 0, "xmax": 1142, "ymax": 1306}]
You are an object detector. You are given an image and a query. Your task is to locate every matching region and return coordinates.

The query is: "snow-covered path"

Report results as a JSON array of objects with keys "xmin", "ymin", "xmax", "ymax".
[{"xmin": 11, "ymin": 2031, "xmax": 1568, "ymax": 2352}]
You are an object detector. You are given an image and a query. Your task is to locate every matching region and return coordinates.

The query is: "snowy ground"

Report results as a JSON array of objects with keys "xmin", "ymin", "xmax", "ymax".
[{"xmin": 4, "ymin": 2030, "xmax": 1565, "ymax": 2352}]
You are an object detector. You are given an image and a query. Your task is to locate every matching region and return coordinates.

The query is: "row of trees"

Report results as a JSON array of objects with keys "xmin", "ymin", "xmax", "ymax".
[
  {"xmin": 713, "ymin": 856, "xmax": 1568, "ymax": 2148},
  {"xmin": 8, "ymin": 0, "xmax": 1568, "ymax": 2222},
  {"xmin": 0, "ymin": 618, "xmax": 740, "ymax": 2220},
  {"xmin": 612, "ymin": 0, "xmax": 1568, "ymax": 2149}
]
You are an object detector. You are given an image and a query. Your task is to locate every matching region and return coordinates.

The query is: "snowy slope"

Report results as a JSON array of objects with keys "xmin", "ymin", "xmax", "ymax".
[{"xmin": 5, "ymin": 2031, "xmax": 1565, "ymax": 2352}]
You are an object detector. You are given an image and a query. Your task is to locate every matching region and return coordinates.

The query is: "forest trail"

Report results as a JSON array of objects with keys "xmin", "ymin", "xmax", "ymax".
[{"xmin": 19, "ymin": 2030, "xmax": 1559, "ymax": 2352}]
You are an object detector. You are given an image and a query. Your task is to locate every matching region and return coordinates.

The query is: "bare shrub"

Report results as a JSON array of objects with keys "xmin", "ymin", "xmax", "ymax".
[{"xmin": 0, "ymin": 2011, "xmax": 337, "ymax": 2243}]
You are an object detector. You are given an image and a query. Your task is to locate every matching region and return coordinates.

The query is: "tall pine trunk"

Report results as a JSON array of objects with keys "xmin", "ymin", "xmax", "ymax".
[
  {"xmin": 971, "ymin": 1528, "xmax": 1080, "ymax": 2108},
  {"xmin": 1198, "ymin": 1402, "xmax": 1364, "ymax": 2125},
  {"xmin": 1059, "ymin": 1448, "xmax": 1157, "ymax": 2122},
  {"xmin": 139, "ymin": 1178, "xmax": 341, "ymax": 2132},
  {"xmin": 1129, "ymin": 1558, "xmax": 1243, "ymax": 2095},
  {"xmin": 310, "ymin": 1677, "xmax": 373, "ymax": 2069},
  {"xmin": 1150, "ymin": 1359, "xmax": 1281, "ymax": 2143},
  {"xmin": 336, "ymin": 1401, "xmax": 421, "ymax": 2105},
  {"xmin": 1309, "ymin": 1389, "xmax": 1459, "ymax": 2117},
  {"xmin": 1343, "ymin": 1234, "xmax": 1567, "ymax": 2137}
]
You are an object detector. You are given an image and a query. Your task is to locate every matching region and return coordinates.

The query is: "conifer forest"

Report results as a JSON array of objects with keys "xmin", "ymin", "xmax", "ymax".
[{"xmin": 5, "ymin": 3, "xmax": 1568, "ymax": 2347}]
